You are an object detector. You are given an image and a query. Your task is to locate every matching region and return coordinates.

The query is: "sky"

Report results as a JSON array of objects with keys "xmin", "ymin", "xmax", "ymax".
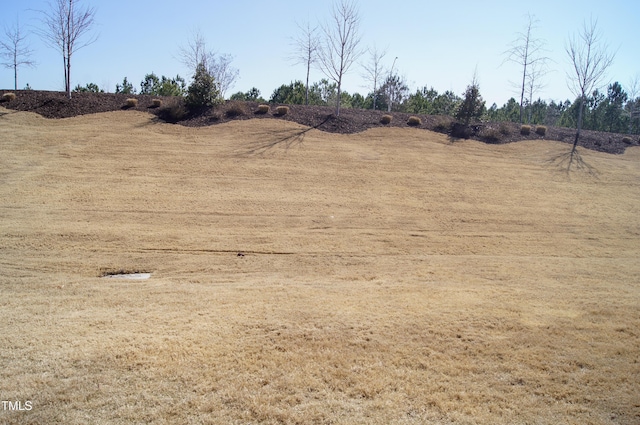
[{"xmin": 1, "ymin": 0, "xmax": 639, "ymax": 106}]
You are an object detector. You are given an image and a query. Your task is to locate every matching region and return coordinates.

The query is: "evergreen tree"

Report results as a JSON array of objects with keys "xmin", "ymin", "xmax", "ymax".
[
  {"xmin": 186, "ymin": 62, "xmax": 220, "ymax": 109},
  {"xmin": 115, "ymin": 77, "xmax": 135, "ymax": 94},
  {"xmin": 455, "ymin": 82, "xmax": 485, "ymax": 125}
]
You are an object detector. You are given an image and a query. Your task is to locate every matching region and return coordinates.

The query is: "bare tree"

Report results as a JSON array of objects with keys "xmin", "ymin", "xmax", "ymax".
[
  {"xmin": 178, "ymin": 30, "xmax": 213, "ymax": 75},
  {"xmin": 524, "ymin": 58, "xmax": 550, "ymax": 123},
  {"xmin": 179, "ymin": 30, "xmax": 239, "ymax": 99},
  {"xmin": 565, "ymin": 18, "xmax": 615, "ymax": 159},
  {"xmin": 1, "ymin": 17, "xmax": 36, "ymax": 90},
  {"xmin": 37, "ymin": 0, "xmax": 97, "ymax": 98},
  {"xmin": 210, "ymin": 54, "xmax": 239, "ymax": 99},
  {"xmin": 290, "ymin": 21, "xmax": 320, "ymax": 105},
  {"xmin": 504, "ymin": 13, "xmax": 550, "ymax": 123},
  {"xmin": 318, "ymin": 0, "xmax": 363, "ymax": 116},
  {"xmin": 625, "ymin": 74, "xmax": 639, "ymax": 134},
  {"xmin": 381, "ymin": 72, "xmax": 409, "ymax": 112},
  {"xmin": 361, "ymin": 44, "xmax": 386, "ymax": 110}
]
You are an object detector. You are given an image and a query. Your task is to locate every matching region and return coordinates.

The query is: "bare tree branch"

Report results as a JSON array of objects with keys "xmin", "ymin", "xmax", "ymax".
[
  {"xmin": 210, "ymin": 54, "xmax": 239, "ymax": 99},
  {"xmin": 318, "ymin": 0, "xmax": 363, "ymax": 116},
  {"xmin": 0, "ymin": 16, "xmax": 36, "ymax": 90},
  {"xmin": 36, "ymin": 0, "xmax": 97, "ymax": 98},
  {"xmin": 503, "ymin": 13, "xmax": 551, "ymax": 123},
  {"xmin": 179, "ymin": 29, "xmax": 239, "ymax": 99},
  {"xmin": 290, "ymin": 21, "xmax": 320, "ymax": 105},
  {"xmin": 361, "ymin": 44, "xmax": 387, "ymax": 110},
  {"xmin": 625, "ymin": 73, "xmax": 640, "ymax": 133},
  {"xmin": 524, "ymin": 58, "xmax": 552, "ymax": 123},
  {"xmin": 565, "ymin": 18, "xmax": 616, "ymax": 157},
  {"xmin": 178, "ymin": 29, "xmax": 214, "ymax": 75}
]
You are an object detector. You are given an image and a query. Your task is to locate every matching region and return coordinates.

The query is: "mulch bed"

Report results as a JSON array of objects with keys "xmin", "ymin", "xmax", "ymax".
[{"xmin": 1, "ymin": 90, "xmax": 638, "ymax": 154}]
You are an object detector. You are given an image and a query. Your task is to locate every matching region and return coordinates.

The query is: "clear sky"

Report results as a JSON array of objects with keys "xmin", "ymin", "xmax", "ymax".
[{"xmin": 1, "ymin": 0, "xmax": 638, "ymax": 106}]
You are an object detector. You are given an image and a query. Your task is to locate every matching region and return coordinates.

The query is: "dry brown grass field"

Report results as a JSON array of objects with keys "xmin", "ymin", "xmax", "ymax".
[{"xmin": 1, "ymin": 106, "xmax": 639, "ymax": 424}]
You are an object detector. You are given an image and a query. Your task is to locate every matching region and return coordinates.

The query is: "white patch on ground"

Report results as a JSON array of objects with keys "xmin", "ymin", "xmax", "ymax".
[{"xmin": 102, "ymin": 273, "xmax": 151, "ymax": 280}]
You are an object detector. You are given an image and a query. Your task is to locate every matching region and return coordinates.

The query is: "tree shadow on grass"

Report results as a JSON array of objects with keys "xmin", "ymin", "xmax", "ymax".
[
  {"xmin": 241, "ymin": 114, "xmax": 333, "ymax": 156},
  {"xmin": 546, "ymin": 147, "xmax": 599, "ymax": 178}
]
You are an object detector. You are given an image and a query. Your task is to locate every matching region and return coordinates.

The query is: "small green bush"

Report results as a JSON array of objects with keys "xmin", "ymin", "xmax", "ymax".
[
  {"xmin": 256, "ymin": 104, "xmax": 270, "ymax": 114},
  {"xmin": 152, "ymin": 99, "xmax": 162, "ymax": 108},
  {"xmin": 73, "ymin": 83, "xmax": 103, "ymax": 93},
  {"xmin": 380, "ymin": 114, "xmax": 392, "ymax": 124},
  {"xmin": 622, "ymin": 136, "xmax": 631, "ymax": 144},
  {"xmin": 275, "ymin": 105, "xmax": 289, "ymax": 116},
  {"xmin": 2, "ymin": 92, "xmax": 17, "ymax": 102},
  {"xmin": 407, "ymin": 116, "xmax": 422, "ymax": 126},
  {"xmin": 125, "ymin": 98, "xmax": 138, "ymax": 108},
  {"xmin": 535, "ymin": 126, "xmax": 547, "ymax": 136},
  {"xmin": 520, "ymin": 125, "xmax": 531, "ymax": 135}
]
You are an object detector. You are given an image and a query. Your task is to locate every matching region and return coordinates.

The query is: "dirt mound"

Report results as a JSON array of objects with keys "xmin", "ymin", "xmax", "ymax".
[{"xmin": 1, "ymin": 89, "xmax": 638, "ymax": 154}]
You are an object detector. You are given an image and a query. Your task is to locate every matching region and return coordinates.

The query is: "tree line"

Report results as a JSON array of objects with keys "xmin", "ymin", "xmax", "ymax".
[{"xmin": 2, "ymin": 0, "xmax": 637, "ymax": 139}]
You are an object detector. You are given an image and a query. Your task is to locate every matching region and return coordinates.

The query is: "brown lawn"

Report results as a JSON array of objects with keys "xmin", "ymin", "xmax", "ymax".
[{"xmin": 0, "ymin": 107, "xmax": 639, "ymax": 424}]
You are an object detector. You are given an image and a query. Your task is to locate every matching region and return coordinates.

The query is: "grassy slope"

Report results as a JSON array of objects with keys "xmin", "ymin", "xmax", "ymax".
[{"xmin": 0, "ymin": 107, "xmax": 639, "ymax": 424}]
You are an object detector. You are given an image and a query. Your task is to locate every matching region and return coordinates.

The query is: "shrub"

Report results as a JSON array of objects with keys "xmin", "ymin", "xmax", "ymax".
[
  {"xmin": 520, "ymin": 125, "xmax": 531, "ymax": 135},
  {"xmin": 407, "ymin": 116, "xmax": 422, "ymax": 126},
  {"xmin": 116, "ymin": 77, "xmax": 136, "ymax": 94},
  {"xmin": 225, "ymin": 101, "xmax": 246, "ymax": 117},
  {"xmin": 158, "ymin": 102, "xmax": 187, "ymax": 123},
  {"xmin": 433, "ymin": 117, "xmax": 452, "ymax": 133},
  {"xmin": 380, "ymin": 114, "xmax": 392, "ymax": 124},
  {"xmin": 73, "ymin": 83, "xmax": 104, "ymax": 93},
  {"xmin": 125, "ymin": 98, "xmax": 138, "ymax": 108},
  {"xmin": 141, "ymin": 73, "xmax": 186, "ymax": 97},
  {"xmin": 2, "ymin": 93, "xmax": 17, "ymax": 102},
  {"xmin": 499, "ymin": 122, "xmax": 511, "ymax": 135},
  {"xmin": 455, "ymin": 83, "xmax": 485, "ymax": 125},
  {"xmin": 152, "ymin": 99, "xmax": 162, "ymax": 108},
  {"xmin": 186, "ymin": 62, "xmax": 221, "ymax": 110},
  {"xmin": 622, "ymin": 136, "xmax": 631, "ymax": 144},
  {"xmin": 451, "ymin": 122, "xmax": 472, "ymax": 139},
  {"xmin": 256, "ymin": 104, "xmax": 270, "ymax": 114},
  {"xmin": 480, "ymin": 127, "xmax": 500, "ymax": 143},
  {"xmin": 275, "ymin": 105, "xmax": 289, "ymax": 116},
  {"xmin": 535, "ymin": 125, "xmax": 547, "ymax": 136}
]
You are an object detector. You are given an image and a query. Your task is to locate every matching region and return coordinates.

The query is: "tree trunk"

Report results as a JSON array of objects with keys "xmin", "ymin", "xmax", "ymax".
[
  {"xmin": 519, "ymin": 64, "xmax": 526, "ymax": 124},
  {"xmin": 66, "ymin": 0, "xmax": 72, "ymax": 99},
  {"xmin": 572, "ymin": 96, "xmax": 585, "ymax": 153},
  {"xmin": 372, "ymin": 83, "xmax": 377, "ymax": 110},
  {"xmin": 305, "ymin": 58, "xmax": 310, "ymax": 105},
  {"xmin": 336, "ymin": 82, "xmax": 341, "ymax": 116},
  {"xmin": 63, "ymin": 56, "xmax": 68, "ymax": 95}
]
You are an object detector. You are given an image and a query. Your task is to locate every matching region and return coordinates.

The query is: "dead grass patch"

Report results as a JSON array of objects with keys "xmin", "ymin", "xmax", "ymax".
[
  {"xmin": 225, "ymin": 101, "xmax": 247, "ymax": 117},
  {"xmin": 275, "ymin": 105, "xmax": 289, "ymax": 116},
  {"xmin": 0, "ymin": 110, "xmax": 639, "ymax": 424},
  {"xmin": 407, "ymin": 116, "xmax": 422, "ymax": 126}
]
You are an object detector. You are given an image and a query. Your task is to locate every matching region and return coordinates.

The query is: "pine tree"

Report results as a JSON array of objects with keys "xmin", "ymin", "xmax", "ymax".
[{"xmin": 186, "ymin": 62, "xmax": 220, "ymax": 109}]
